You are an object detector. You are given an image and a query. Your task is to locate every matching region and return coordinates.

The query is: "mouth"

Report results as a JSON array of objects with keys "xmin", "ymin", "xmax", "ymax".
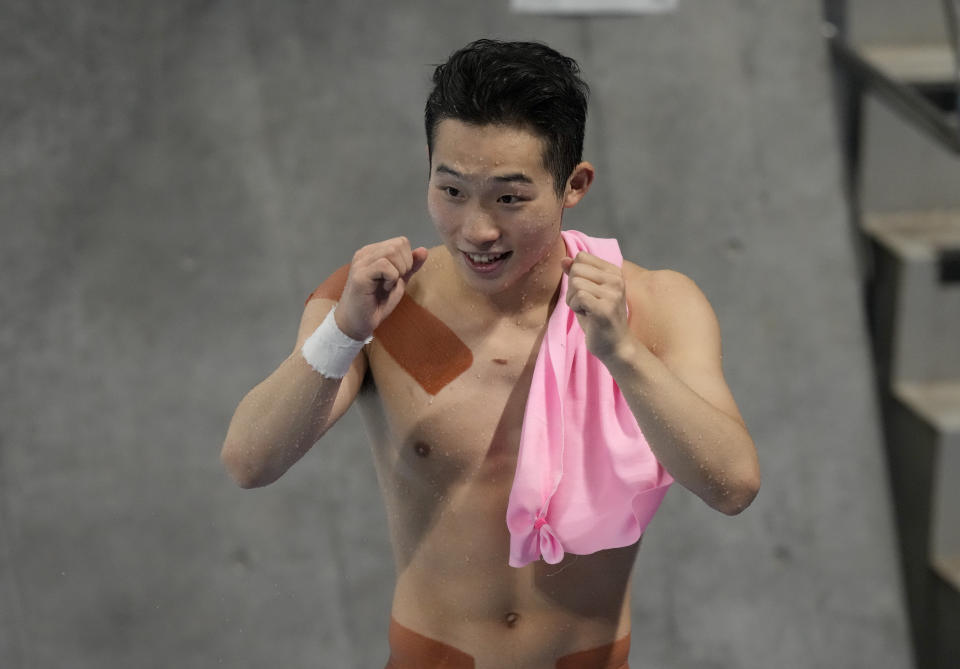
[{"xmin": 461, "ymin": 250, "xmax": 513, "ymax": 273}]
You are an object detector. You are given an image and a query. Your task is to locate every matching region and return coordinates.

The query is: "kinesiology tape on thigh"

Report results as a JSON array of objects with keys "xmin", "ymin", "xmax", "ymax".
[{"xmin": 306, "ymin": 265, "xmax": 473, "ymax": 395}]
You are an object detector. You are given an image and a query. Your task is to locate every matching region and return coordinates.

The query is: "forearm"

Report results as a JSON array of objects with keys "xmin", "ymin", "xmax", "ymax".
[
  {"xmin": 604, "ymin": 339, "xmax": 759, "ymax": 515},
  {"xmin": 221, "ymin": 352, "xmax": 341, "ymax": 488}
]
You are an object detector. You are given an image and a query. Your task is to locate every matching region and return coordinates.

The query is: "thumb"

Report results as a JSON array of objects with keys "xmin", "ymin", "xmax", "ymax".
[
  {"xmin": 560, "ymin": 256, "xmax": 574, "ymax": 274},
  {"xmin": 408, "ymin": 247, "xmax": 429, "ymax": 277}
]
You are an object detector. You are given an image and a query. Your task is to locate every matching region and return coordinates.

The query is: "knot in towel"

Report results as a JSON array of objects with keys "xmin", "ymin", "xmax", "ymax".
[{"xmin": 536, "ymin": 518, "xmax": 564, "ymax": 565}]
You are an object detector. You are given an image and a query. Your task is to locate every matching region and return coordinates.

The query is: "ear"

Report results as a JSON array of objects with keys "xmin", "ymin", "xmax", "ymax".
[{"xmin": 562, "ymin": 161, "xmax": 595, "ymax": 208}]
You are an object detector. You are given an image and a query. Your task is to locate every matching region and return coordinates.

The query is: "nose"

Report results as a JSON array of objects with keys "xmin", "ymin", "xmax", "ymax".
[{"xmin": 462, "ymin": 206, "xmax": 501, "ymax": 248}]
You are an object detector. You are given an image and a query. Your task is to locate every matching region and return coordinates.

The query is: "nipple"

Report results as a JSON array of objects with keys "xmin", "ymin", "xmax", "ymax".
[{"xmin": 414, "ymin": 442, "xmax": 431, "ymax": 458}]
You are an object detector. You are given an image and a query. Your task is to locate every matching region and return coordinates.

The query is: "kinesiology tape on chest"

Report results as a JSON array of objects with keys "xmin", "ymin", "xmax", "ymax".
[{"xmin": 307, "ymin": 265, "xmax": 473, "ymax": 395}]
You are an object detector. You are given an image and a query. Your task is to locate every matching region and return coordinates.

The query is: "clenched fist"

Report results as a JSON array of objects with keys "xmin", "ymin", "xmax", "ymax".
[
  {"xmin": 561, "ymin": 251, "xmax": 632, "ymax": 362},
  {"xmin": 335, "ymin": 237, "xmax": 429, "ymax": 341}
]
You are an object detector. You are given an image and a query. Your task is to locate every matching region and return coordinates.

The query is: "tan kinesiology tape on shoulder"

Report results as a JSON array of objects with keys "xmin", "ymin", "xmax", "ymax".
[
  {"xmin": 304, "ymin": 264, "xmax": 350, "ymax": 305},
  {"xmin": 305, "ymin": 264, "xmax": 473, "ymax": 394}
]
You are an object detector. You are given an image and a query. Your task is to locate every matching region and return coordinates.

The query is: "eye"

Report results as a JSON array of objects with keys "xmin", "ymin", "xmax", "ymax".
[
  {"xmin": 498, "ymin": 194, "xmax": 523, "ymax": 205},
  {"xmin": 443, "ymin": 186, "xmax": 461, "ymax": 198}
]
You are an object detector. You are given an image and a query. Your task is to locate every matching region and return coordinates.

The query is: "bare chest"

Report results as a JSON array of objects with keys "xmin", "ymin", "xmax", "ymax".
[{"xmin": 363, "ymin": 314, "xmax": 544, "ymax": 482}]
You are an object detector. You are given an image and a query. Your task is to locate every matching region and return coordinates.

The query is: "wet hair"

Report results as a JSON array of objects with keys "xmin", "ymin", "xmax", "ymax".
[{"xmin": 425, "ymin": 39, "xmax": 590, "ymax": 198}]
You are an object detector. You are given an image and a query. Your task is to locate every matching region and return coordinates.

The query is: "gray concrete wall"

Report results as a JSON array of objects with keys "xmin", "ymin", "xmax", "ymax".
[{"xmin": 0, "ymin": 2, "xmax": 912, "ymax": 667}]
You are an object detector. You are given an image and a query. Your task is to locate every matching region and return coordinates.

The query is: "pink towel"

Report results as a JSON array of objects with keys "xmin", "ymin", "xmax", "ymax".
[{"xmin": 506, "ymin": 230, "xmax": 674, "ymax": 567}]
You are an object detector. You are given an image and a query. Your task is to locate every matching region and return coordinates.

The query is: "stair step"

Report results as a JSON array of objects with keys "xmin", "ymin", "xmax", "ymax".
[
  {"xmin": 862, "ymin": 211, "xmax": 960, "ymax": 383},
  {"xmin": 865, "ymin": 209, "xmax": 960, "ymax": 254},
  {"xmin": 882, "ymin": 381, "xmax": 960, "ymax": 667},
  {"xmin": 932, "ymin": 553, "xmax": 960, "ymax": 592},
  {"xmin": 859, "ymin": 92, "xmax": 960, "ymax": 212},
  {"xmin": 864, "ymin": 209, "xmax": 960, "ymax": 260},
  {"xmin": 848, "ymin": 0, "xmax": 952, "ymax": 47},
  {"xmin": 898, "ymin": 382, "xmax": 960, "ymax": 589},
  {"xmin": 892, "ymin": 380, "xmax": 960, "ymax": 594},
  {"xmin": 895, "ymin": 380, "xmax": 960, "ymax": 430},
  {"xmin": 860, "ymin": 44, "xmax": 956, "ymax": 85}
]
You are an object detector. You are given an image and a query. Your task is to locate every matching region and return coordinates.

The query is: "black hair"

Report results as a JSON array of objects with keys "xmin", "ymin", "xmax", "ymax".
[{"xmin": 425, "ymin": 39, "xmax": 589, "ymax": 198}]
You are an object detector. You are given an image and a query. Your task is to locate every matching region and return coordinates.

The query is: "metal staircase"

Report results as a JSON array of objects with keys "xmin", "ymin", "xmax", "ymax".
[{"xmin": 826, "ymin": 1, "xmax": 960, "ymax": 666}]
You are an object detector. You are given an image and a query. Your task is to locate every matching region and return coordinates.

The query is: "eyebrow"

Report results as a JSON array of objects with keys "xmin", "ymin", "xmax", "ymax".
[{"xmin": 435, "ymin": 164, "xmax": 534, "ymax": 185}]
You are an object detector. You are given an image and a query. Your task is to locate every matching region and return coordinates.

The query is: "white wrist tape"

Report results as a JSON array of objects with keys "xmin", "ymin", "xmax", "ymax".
[{"xmin": 300, "ymin": 308, "xmax": 372, "ymax": 378}]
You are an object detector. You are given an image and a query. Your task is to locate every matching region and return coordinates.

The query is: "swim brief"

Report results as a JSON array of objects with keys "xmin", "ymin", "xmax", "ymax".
[{"xmin": 385, "ymin": 617, "xmax": 630, "ymax": 668}]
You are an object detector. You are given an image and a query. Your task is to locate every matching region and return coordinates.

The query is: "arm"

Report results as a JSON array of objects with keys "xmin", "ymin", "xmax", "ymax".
[
  {"xmin": 219, "ymin": 298, "xmax": 368, "ymax": 488},
  {"xmin": 562, "ymin": 254, "xmax": 760, "ymax": 515},
  {"xmin": 220, "ymin": 237, "xmax": 428, "ymax": 488}
]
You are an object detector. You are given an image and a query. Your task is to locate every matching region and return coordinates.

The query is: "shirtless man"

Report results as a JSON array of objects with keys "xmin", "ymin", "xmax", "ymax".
[{"xmin": 221, "ymin": 39, "xmax": 759, "ymax": 669}]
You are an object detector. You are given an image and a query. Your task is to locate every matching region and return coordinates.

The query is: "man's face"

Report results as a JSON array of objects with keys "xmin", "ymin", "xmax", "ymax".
[{"xmin": 427, "ymin": 119, "xmax": 567, "ymax": 296}]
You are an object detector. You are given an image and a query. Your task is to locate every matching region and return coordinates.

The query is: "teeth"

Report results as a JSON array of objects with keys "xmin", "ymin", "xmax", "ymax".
[{"xmin": 467, "ymin": 252, "xmax": 506, "ymax": 264}]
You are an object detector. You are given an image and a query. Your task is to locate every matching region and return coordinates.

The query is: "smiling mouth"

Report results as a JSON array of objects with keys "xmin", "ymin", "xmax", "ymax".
[{"xmin": 463, "ymin": 251, "xmax": 512, "ymax": 265}]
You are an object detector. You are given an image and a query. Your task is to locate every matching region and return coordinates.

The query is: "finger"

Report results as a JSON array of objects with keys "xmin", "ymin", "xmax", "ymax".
[
  {"xmin": 569, "ymin": 251, "xmax": 614, "ymax": 269},
  {"xmin": 385, "ymin": 237, "xmax": 413, "ymax": 277},
  {"xmin": 370, "ymin": 257, "xmax": 401, "ymax": 292},
  {"xmin": 409, "ymin": 247, "xmax": 429, "ymax": 275},
  {"xmin": 355, "ymin": 238, "xmax": 408, "ymax": 272},
  {"xmin": 566, "ymin": 289, "xmax": 597, "ymax": 316},
  {"xmin": 568, "ymin": 275, "xmax": 612, "ymax": 298},
  {"xmin": 568, "ymin": 280, "xmax": 624, "ymax": 317},
  {"xmin": 384, "ymin": 249, "xmax": 412, "ymax": 280},
  {"xmin": 560, "ymin": 257, "xmax": 575, "ymax": 274},
  {"xmin": 568, "ymin": 255, "xmax": 618, "ymax": 276},
  {"xmin": 570, "ymin": 252, "xmax": 622, "ymax": 276},
  {"xmin": 567, "ymin": 263, "xmax": 620, "ymax": 288}
]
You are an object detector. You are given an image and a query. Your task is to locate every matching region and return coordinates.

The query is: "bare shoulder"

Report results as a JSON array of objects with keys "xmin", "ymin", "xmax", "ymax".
[
  {"xmin": 623, "ymin": 260, "xmax": 712, "ymax": 306},
  {"xmin": 621, "ymin": 260, "xmax": 721, "ymax": 358},
  {"xmin": 404, "ymin": 244, "xmax": 453, "ymax": 302}
]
